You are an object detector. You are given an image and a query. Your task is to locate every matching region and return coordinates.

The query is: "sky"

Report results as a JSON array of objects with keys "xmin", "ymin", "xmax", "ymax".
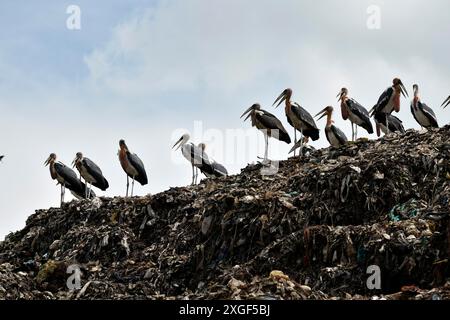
[{"xmin": 1, "ymin": 0, "xmax": 449, "ymax": 239}]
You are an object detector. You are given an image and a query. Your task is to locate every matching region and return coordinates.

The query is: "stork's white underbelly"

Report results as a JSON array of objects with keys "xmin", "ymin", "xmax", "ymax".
[
  {"xmin": 348, "ymin": 112, "xmax": 364, "ymax": 125},
  {"xmin": 378, "ymin": 122, "xmax": 389, "ymax": 135},
  {"xmin": 326, "ymin": 128, "xmax": 341, "ymax": 147},
  {"xmin": 81, "ymin": 166, "xmax": 97, "ymax": 183},
  {"xmin": 381, "ymin": 95, "xmax": 395, "ymax": 113}
]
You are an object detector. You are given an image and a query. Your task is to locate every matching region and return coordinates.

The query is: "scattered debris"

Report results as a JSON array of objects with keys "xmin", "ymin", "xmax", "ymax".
[{"xmin": 0, "ymin": 126, "xmax": 450, "ymax": 299}]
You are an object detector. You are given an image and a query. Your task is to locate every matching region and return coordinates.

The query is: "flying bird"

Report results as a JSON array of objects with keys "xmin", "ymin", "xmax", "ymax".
[
  {"xmin": 371, "ymin": 78, "xmax": 408, "ymax": 116},
  {"xmin": 0, "ymin": 155, "xmax": 4, "ymax": 162},
  {"xmin": 241, "ymin": 103, "xmax": 291, "ymax": 162},
  {"xmin": 337, "ymin": 88, "xmax": 373, "ymax": 140},
  {"xmin": 118, "ymin": 140, "xmax": 148, "ymax": 197},
  {"xmin": 441, "ymin": 95, "xmax": 450, "ymax": 109},
  {"xmin": 410, "ymin": 84, "xmax": 438, "ymax": 129},
  {"xmin": 72, "ymin": 152, "xmax": 109, "ymax": 198},
  {"xmin": 374, "ymin": 112, "xmax": 405, "ymax": 137},
  {"xmin": 172, "ymin": 134, "xmax": 205, "ymax": 185},
  {"xmin": 44, "ymin": 153, "xmax": 94, "ymax": 206},
  {"xmin": 273, "ymin": 88, "xmax": 319, "ymax": 155},
  {"xmin": 198, "ymin": 143, "xmax": 228, "ymax": 178},
  {"xmin": 315, "ymin": 106, "xmax": 348, "ymax": 148}
]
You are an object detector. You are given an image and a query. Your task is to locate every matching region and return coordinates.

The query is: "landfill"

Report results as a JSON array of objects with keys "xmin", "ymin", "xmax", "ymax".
[{"xmin": 0, "ymin": 126, "xmax": 449, "ymax": 300}]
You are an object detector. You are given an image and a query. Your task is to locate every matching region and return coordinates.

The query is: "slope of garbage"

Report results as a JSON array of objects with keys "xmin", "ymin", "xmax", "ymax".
[{"xmin": 1, "ymin": 126, "xmax": 449, "ymax": 300}]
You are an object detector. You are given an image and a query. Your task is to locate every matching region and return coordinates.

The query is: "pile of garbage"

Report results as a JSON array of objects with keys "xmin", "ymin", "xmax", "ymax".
[{"xmin": 1, "ymin": 126, "xmax": 449, "ymax": 300}]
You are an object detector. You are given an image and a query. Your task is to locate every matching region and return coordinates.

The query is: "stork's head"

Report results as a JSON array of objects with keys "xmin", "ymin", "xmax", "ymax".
[
  {"xmin": 72, "ymin": 152, "xmax": 83, "ymax": 167},
  {"xmin": 442, "ymin": 96, "xmax": 450, "ymax": 109},
  {"xmin": 173, "ymin": 134, "xmax": 190, "ymax": 151},
  {"xmin": 44, "ymin": 153, "xmax": 57, "ymax": 166},
  {"xmin": 337, "ymin": 88, "xmax": 349, "ymax": 101},
  {"xmin": 119, "ymin": 139, "xmax": 128, "ymax": 150},
  {"xmin": 315, "ymin": 106, "xmax": 334, "ymax": 120},
  {"xmin": 273, "ymin": 88, "xmax": 293, "ymax": 108},
  {"xmin": 198, "ymin": 143, "xmax": 206, "ymax": 151},
  {"xmin": 393, "ymin": 78, "xmax": 408, "ymax": 98},
  {"xmin": 240, "ymin": 103, "xmax": 261, "ymax": 121}
]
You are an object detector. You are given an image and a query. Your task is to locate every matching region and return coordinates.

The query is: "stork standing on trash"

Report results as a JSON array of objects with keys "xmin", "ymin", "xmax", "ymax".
[
  {"xmin": 118, "ymin": 140, "xmax": 148, "ymax": 197},
  {"xmin": 72, "ymin": 152, "xmax": 109, "ymax": 198},
  {"xmin": 410, "ymin": 84, "xmax": 439, "ymax": 129},
  {"xmin": 273, "ymin": 88, "xmax": 319, "ymax": 155},
  {"xmin": 315, "ymin": 106, "xmax": 348, "ymax": 148},
  {"xmin": 337, "ymin": 88, "xmax": 373, "ymax": 141},
  {"xmin": 44, "ymin": 153, "xmax": 94, "ymax": 206},
  {"xmin": 198, "ymin": 143, "xmax": 228, "ymax": 178},
  {"xmin": 370, "ymin": 78, "xmax": 408, "ymax": 133},
  {"xmin": 374, "ymin": 112, "xmax": 405, "ymax": 136},
  {"xmin": 241, "ymin": 103, "xmax": 291, "ymax": 162},
  {"xmin": 172, "ymin": 134, "xmax": 206, "ymax": 185}
]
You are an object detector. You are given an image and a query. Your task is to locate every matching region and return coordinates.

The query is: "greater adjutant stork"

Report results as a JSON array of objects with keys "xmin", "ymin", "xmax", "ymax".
[
  {"xmin": 371, "ymin": 78, "xmax": 408, "ymax": 115},
  {"xmin": 315, "ymin": 106, "xmax": 348, "ymax": 148},
  {"xmin": 72, "ymin": 152, "xmax": 109, "ymax": 198},
  {"xmin": 172, "ymin": 134, "xmax": 205, "ymax": 185},
  {"xmin": 410, "ymin": 84, "xmax": 438, "ymax": 129},
  {"xmin": 198, "ymin": 143, "xmax": 228, "ymax": 178},
  {"xmin": 273, "ymin": 89, "xmax": 319, "ymax": 155},
  {"xmin": 441, "ymin": 95, "xmax": 450, "ymax": 108},
  {"xmin": 44, "ymin": 153, "xmax": 94, "ymax": 206},
  {"xmin": 374, "ymin": 112, "xmax": 405, "ymax": 136},
  {"xmin": 337, "ymin": 88, "xmax": 373, "ymax": 140},
  {"xmin": 241, "ymin": 103, "xmax": 291, "ymax": 162},
  {"xmin": 118, "ymin": 140, "xmax": 148, "ymax": 197}
]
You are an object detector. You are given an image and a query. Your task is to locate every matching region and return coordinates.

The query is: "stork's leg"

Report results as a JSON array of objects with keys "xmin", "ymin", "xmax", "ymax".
[
  {"xmin": 88, "ymin": 182, "xmax": 92, "ymax": 199},
  {"xmin": 60, "ymin": 184, "xmax": 64, "ymax": 207},
  {"xmin": 191, "ymin": 164, "xmax": 195, "ymax": 185},
  {"xmin": 131, "ymin": 177, "xmax": 135, "ymax": 197},
  {"xmin": 299, "ymin": 130, "xmax": 304, "ymax": 156},
  {"xmin": 293, "ymin": 130, "xmax": 297, "ymax": 157},
  {"xmin": 85, "ymin": 179, "xmax": 88, "ymax": 198},
  {"xmin": 126, "ymin": 175, "xmax": 129, "ymax": 197},
  {"xmin": 386, "ymin": 117, "xmax": 390, "ymax": 135},
  {"xmin": 195, "ymin": 167, "xmax": 199, "ymax": 184},
  {"xmin": 351, "ymin": 123, "xmax": 354, "ymax": 141},
  {"xmin": 355, "ymin": 124, "xmax": 358, "ymax": 140},
  {"xmin": 264, "ymin": 134, "xmax": 269, "ymax": 161}
]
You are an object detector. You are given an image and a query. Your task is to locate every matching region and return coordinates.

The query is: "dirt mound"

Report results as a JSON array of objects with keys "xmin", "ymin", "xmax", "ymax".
[{"xmin": 1, "ymin": 126, "xmax": 450, "ymax": 300}]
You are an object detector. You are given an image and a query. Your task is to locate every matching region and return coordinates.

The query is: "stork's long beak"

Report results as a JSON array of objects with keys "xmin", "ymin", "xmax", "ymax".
[
  {"xmin": 273, "ymin": 92, "xmax": 287, "ymax": 108},
  {"xmin": 71, "ymin": 157, "xmax": 77, "ymax": 168},
  {"xmin": 315, "ymin": 108, "xmax": 328, "ymax": 121},
  {"xmin": 172, "ymin": 137, "xmax": 183, "ymax": 151},
  {"xmin": 400, "ymin": 81, "xmax": 408, "ymax": 98},
  {"xmin": 44, "ymin": 156, "xmax": 51, "ymax": 166},
  {"xmin": 336, "ymin": 90, "xmax": 344, "ymax": 102},
  {"xmin": 240, "ymin": 106, "xmax": 254, "ymax": 119},
  {"xmin": 442, "ymin": 96, "xmax": 450, "ymax": 108}
]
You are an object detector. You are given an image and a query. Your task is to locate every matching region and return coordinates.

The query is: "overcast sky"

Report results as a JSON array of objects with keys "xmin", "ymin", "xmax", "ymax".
[{"xmin": 1, "ymin": 0, "xmax": 449, "ymax": 239}]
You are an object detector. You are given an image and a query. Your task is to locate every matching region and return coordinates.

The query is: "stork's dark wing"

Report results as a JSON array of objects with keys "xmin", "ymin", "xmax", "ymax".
[
  {"xmin": 371, "ymin": 87, "xmax": 393, "ymax": 115},
  {"xmin": 388, "ymin": 115, "xmax": 405, "ymax": 133},
  {"xmin": 291, "ymin": 104, "xmax": 318, "ymax": 130},
  {"xmin": 419, "ymin": 102, "xmax": 439, "ymax": 128},
  {"xmin": 83, "ymin": 158, "xmax": 109, "ymax": 190},
  {"xmin": 127, "ymin": 152, "xmax": 148, "ymax": 185},
  {"xmin": 346, "ymin": 98, "xmax": 373, "ymax": 133},
  {"xmin": 257, "ymin": 110, "xmax": 291, "ymax": 144},
  {"xmin": 212, "ymin": 161, "xmax": 227, "ymax": 177},
  {"xmin": 331, "ymin": 125, "xmax": 348, "ymax": 145},
  {"xmin": 54, "ymin": 162, "xmax": 84, "ymax": 194}
]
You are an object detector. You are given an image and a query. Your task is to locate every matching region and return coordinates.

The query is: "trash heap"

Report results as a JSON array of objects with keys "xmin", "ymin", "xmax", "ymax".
[{"xmin": 1, "ymin": 126, "xmax": 449, "ymax": 300}]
